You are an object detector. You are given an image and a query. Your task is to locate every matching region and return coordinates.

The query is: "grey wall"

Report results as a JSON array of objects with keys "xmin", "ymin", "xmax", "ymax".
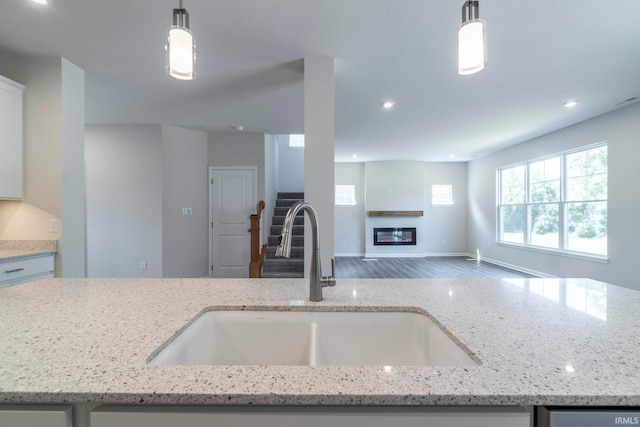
[
  {"xmin": 263, "ymin": 134, "xmax": 278, "ymax": 245},
  {"xmin": 277, "ymin": 135, "xmax": 304, "ymax": 192},
  {"xmin": 60, "ymin": 58, "xmax": 86, "ymax": 277},
  {"xmin": 86, "ymin": 124, "xmax": 210, "ymax": 278},
  {"xmin": 467, "ymin": 102, "xmax": 640, "ymax": 290},
  {"xmin": 208, "ymin": 132, "xmax": 266, "ymax": 205},
  {"xmin": 162, "ymin": 125, "xmax": 209, "ymax": 278},
  {"xmin": 334, "ymin": 163, "xmax": 365, "ymax": 256},
  {"xmin": 85, "ymin": 125, "xmax": 163, "ymax": 277},
  {"xmin": 0, "ymin": 51, "xmax": 86, "ymax": 277}
]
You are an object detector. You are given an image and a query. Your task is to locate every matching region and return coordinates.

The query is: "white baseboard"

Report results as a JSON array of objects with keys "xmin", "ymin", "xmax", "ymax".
[
  {"xmin": 470, "ymin": 254, "xmax": 554, "ymax": 278},
  {"xmin": 364, "ymin": 253, "xmax": 427, "ymax": 258},
  {"xmin": 424, "ymin": 252, "xmax": 472, "ymax": 257},
  {"xmin": 336, "ymin": 252, "xmax": 479, "ymax": 258}
]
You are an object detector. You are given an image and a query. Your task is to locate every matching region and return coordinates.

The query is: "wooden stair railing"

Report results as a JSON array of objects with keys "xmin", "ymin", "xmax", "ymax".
[{"xmin": 249, "ymin": 200, "xmax": 267, "ymax": 278}]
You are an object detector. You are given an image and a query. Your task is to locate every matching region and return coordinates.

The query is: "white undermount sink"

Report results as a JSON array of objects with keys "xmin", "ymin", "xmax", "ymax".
[{"xmin": 148, "ymin": 310, "xmax": 479, "ymax": 367}]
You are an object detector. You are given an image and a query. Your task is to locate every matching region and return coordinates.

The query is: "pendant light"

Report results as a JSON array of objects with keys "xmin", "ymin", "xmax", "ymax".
[
  {"xmin": 458, "ymin": 1, "xmax": 486, "ymax": 75},
  {"xmin": 166, "ymin": 0, "xmax": 196, "ymax": 80}
]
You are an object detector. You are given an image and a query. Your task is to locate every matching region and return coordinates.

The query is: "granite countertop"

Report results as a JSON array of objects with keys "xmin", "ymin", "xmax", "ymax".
[
  {"xmin": 0, "ymin": 240, "xmax": 57, "ymax": 262},
  {"xmin": 0, "ymin": 277, "xmax": 639, "ymax": 407}
]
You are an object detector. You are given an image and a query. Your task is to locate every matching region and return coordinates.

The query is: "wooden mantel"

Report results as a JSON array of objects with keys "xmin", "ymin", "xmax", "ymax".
[{"xmin": 367, "ymin": 210, "xmax": 424, "ymax": 217}]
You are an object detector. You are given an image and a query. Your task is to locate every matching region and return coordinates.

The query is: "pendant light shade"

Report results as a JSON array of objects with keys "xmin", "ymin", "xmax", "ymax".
[
  {"xmin": 166, "ymin": 0, "xmax": 196, "ymax": 80},
  {"xmin": 458, "ymin": 1, "xmax": 486, "ymax": 75}
]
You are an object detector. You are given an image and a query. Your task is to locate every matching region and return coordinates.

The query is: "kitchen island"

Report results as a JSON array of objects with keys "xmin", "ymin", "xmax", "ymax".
[{"xmin": 0, "ymin": 277, "xmax": 639, "ymax": 423}]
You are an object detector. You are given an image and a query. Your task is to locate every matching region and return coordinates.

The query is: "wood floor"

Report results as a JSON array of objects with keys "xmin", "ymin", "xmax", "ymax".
[{"xmin": 335, "ymin": 256, "xmax": 534, "ymax": 279}]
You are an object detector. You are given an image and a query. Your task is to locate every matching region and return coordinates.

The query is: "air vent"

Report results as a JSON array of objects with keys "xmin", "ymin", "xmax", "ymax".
[{"xmin": 616, "ymin": 96, "xmax": 639, "ymax": 106}]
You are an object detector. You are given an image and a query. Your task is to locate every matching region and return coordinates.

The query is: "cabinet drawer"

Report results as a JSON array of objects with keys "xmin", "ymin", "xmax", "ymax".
[
  {"xmin": 0, "ymin": 255, "xmax": 54, "ymax": 283},
  {"xmin": 0, "ymin": 405, "xmax": 72, "ymax": 427}
]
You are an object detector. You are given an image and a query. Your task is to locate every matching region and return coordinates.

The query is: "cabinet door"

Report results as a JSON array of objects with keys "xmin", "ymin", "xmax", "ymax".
[
  {"xmin": 0, "ymin": 74, "xmax": 24, "ymax": 200},
  {"xmin": 0, "ymin": 405, "xmax": 72, "ymax": 427}
]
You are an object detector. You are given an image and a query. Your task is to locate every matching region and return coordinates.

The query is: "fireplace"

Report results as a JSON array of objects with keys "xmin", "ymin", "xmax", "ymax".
[{"xmin": 373, "ymin": 227, "xmax": 417, "ymax": 246}]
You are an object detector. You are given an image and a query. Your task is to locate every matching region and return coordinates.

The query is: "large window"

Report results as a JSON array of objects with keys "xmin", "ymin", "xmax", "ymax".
[{"xmin": 498, "ymin": 143, "xmax": 607, "ymax": 257}]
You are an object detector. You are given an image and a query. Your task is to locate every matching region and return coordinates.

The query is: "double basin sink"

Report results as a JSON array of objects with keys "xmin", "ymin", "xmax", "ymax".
[{"xmin": 149, "ymin": 309, "xmax": 478, "ymax": 367}]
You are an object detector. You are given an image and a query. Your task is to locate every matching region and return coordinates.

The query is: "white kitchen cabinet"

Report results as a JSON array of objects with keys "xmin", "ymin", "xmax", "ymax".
[
  {"xmin": 91, "ymin": 406, "xmax": 530, "ymax": 427},
  {"xmin": 0, "ymin": 74, "xmax": 24, "ymax": 200},
  {"xmin": 0, "ymin": 254, "xmax": 54, "ymax": 289},
  {"xmin": 0, "ymin": 405, "xmax": 72, "ymax": 427}
]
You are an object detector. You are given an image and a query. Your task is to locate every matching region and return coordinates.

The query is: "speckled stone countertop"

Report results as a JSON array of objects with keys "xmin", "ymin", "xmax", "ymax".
[
  {"xmin": 0, "ymin": 277, "xmax": 639, "ymax": 407},
  {"xmin": 0, "ymin": 240, "xmax": 57, "ymax": 262}
]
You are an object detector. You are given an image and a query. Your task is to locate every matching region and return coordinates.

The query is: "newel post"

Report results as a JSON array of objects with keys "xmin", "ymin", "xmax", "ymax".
[{"xmin": 249, "ymin": 200, "xmax": 265, "ymax": 278}]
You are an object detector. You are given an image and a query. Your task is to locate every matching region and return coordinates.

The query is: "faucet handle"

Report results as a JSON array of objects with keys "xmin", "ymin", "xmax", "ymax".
[{"xmin": 322, "ymin": 258, "xmax": 336, "ymax": 287}]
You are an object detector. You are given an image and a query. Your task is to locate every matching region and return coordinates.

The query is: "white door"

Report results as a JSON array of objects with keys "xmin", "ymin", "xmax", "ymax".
[{"xmin": 209, "ymin": 167, "xmax": 256, "ymax": 278}]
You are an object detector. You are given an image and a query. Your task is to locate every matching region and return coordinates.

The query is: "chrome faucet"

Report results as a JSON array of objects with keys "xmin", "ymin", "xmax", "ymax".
[{"xmin": 275, "ymin": 200, "xmax": 336, "ymax": 302}]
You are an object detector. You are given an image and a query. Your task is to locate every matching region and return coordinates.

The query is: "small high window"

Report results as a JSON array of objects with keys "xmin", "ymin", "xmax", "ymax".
[
  {"xmin": 289, "ymin": 134, "xmax": 305, "ymax": 148},
  {"xmin": 432, "ymin": 185, "xmax": 453, "ymax": 206},
  {"xmin": 335, "ymin": 185, "xmax": 356, "ymax": 206}
]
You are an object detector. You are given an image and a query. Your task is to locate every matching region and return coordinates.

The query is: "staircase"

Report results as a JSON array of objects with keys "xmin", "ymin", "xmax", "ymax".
[{"xmin": 261, "ymin": 192, "xmax": 305, "ymax": 278}]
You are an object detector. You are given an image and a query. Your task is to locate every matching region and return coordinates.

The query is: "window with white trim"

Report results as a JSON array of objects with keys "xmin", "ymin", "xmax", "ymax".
[
  {"xmin": 497, "ymin": 143, "xmax": 607, "ymax": 257},
  {"xmin": 289, "ymin": 134, "xmax": 305, "ymax": 148},
  {"xmin": 432, "ymin": 185, "xmax": 453, "ymax": 206},
  {"xmin": 335, "ymin": 185, "xmax": 356, "ymax": 206}
]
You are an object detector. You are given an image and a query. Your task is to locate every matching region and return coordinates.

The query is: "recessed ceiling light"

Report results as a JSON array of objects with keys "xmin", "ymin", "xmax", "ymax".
[
  {"xmin": 233, "ymin": 125, "xmax": 244, "ymax": 131},
  {"xmin": 564, "ymin": 100, "xmax": 579, "ymax": 108},
  {"xmin": 381, "ymin": 101, "xmax": 395, "ymax": 110},
  {"xmin": 32, "ymin": 0, "xmax": 48, "ymax": 4},
  {"xmin": 352, "ymin": 154, "xmax": 358, "ymax": 159},
  {"xmin": 448, "ymin": 154, "xmax": 455, "ymax": 159}
]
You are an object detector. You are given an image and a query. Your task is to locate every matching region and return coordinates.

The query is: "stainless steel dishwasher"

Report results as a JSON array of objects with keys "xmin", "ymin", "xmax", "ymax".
[{"xmin": 538, "ymin": 407, "xmax": 640, "ymax": 427}]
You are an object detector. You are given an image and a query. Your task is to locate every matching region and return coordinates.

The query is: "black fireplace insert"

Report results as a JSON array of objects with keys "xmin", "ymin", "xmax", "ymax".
[{"xmin": 373, "ymin": 227, "xmax": 417, "ymax": 246}]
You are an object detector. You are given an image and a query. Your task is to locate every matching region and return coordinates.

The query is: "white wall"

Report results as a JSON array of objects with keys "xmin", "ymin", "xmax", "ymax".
[
  {"xmin": 304, "ymin": 56, "xmax": 335, "ymax": 274},
  {"xmin": 333, "ymin": 161, "xmax": 468, "ymax": 258},
  {"xmin": 277, "ymin": 135, "xmax": 304, "ymax": 192},
  {"xmin": 85, "ymin": 125, "xmax": 163, "ymax": 277},
  {"xmin": 424, "ymin": 162, "xmax": 467, "ymax": 255},
  {"xmin": 364, "ymin": 161, "xmax": 427, "ymax": 257},
  {"xmin": 334, "ymin": 163, "xmax": 365, "ymax": 256},
  {"xmin": 467, "ymin": 102, "xmax": 640, "ymax": 290},
  {"xmin": 162, "ymin": 125, "xmax": 209, "ymax": 278}
]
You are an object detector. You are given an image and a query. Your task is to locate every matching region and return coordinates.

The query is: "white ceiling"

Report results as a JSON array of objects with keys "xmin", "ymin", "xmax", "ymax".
[{"xmin": 1, "ymin": 0, "xmax": 639, "ymax": 162}]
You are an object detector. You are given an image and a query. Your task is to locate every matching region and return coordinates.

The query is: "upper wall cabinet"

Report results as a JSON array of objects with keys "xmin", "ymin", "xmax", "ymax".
[{"xmin": 0, "ymin": 74, "xmax": 24, "ymax": 200}]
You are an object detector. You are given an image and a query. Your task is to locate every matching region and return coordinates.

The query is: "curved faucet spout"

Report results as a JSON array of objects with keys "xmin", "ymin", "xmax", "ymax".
[{"xmin": 275, "ymin": 200, "xmax": 335, "ymax": 302}]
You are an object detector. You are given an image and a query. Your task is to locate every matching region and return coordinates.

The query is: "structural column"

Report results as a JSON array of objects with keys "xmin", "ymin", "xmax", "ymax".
[{"xmin": 303, "ymin": 56, "xmax": 335, "ymax": 276}]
